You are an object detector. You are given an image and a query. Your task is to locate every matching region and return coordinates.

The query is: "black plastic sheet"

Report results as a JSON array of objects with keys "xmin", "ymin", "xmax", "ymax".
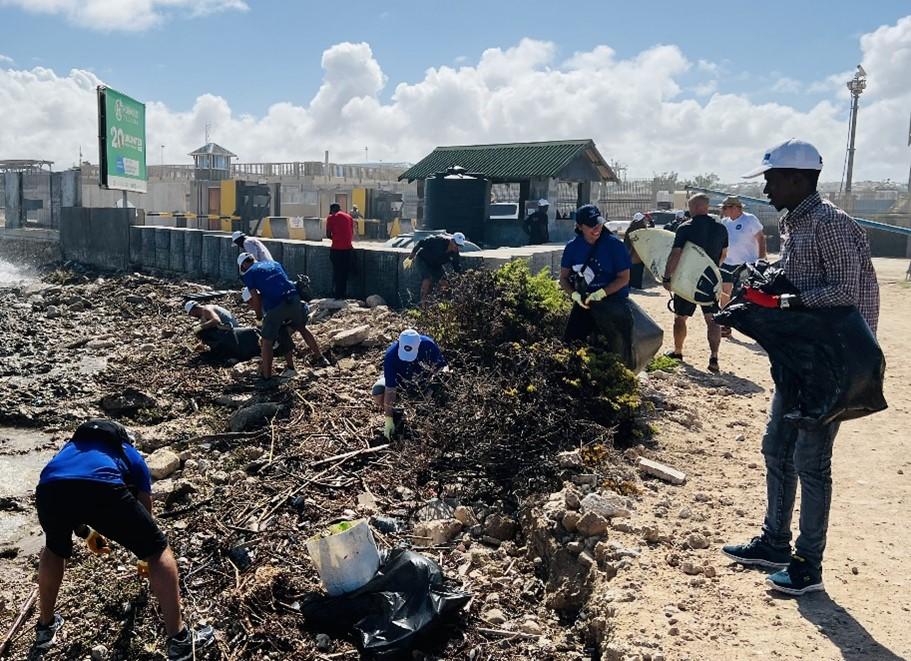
[
  {"xmin": 715, "ymin": 262, "xmax": 887, "ymax": 427},
  {"xmin": 301, "ymin": 548, "xmax": 470, "ymax": 659}
]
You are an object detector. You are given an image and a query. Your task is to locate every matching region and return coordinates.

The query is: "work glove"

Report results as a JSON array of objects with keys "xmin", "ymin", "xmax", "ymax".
[
  {"xmin": 383, "ymin": 415, "xmax": 396, "ymax": 440},
  {"xmin": 136, "ymin": 560, "xmax": 149, "ymax": 578},
  {"xmin": 584, "ymin": 289, "xmax": 607, "ymax": 306},
  {"xmin": 743, "ymin": 287, "xmax": 779, "ymax": 308},
  {"xmin": 403, "ymin": 258, "xmax": 414, "ymax": 270},
  {"xmin": 570, "ymin": 292, "xmax": 589, "ymax": 309},
  {"xmin": 85, "ymin": 529, "xmax": 111, "ymax": 555}
]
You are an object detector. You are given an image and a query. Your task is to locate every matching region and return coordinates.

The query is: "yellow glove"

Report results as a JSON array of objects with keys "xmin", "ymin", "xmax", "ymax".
[
  {"xmin": 136, "ymin": 560, "xmax": 149, "ymax": 578},
  {"xmin": 85, "ymin": 529, "xmax": 111, "ymax": 555},
  {"xmin": 403, "ymin": 258, "xmax": 414, "ymax": 270},
  {"xmin": 584, "ymin": 289, "xmax": 607, "ymax": 306},
  {"xmin": 383, "ymin": 415, "xmax": 396, "ymax": 440},
  {"xmin": 571, "ymin": 292, "xmax": 589, "ymax": 309}
]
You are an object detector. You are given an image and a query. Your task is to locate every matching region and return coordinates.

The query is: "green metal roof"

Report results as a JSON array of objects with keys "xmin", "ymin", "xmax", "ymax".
[{"xmin": 398, "ymin": 139, "xmax": 617, "ymax": 183}]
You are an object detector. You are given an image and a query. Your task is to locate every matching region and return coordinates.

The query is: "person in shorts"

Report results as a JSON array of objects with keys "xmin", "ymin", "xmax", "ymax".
[
  {"xmin": 34, "ymin": 419, "xmax": 214, "ymax": 660},
  {"xmin": 238, "ymin": 252, "xmax": 329, "ymax": 379},
  {"xmin": 403, "ymin": 233, "xmax": 465, "ymax": 302},
  {"xmin": 718, "ymin": 195, "xmax": 766, "ymax": 336}
]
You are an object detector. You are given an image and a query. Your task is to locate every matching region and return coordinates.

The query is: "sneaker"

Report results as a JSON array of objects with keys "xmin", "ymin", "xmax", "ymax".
[
  {"xmin": 766, "ymin": 555, "xmax": 824, "ymax": 596},
  {"xmin": 35, "ymin": 613, "xmax": 64, "ymax": 650},
  {"xmin": 167, "ymin": 625, "xmax": 215, "ymax": 661},
  {"xmin": 721, "ymin": 536, "xmax": 790, "ymax": 569},
  {"xmin": 708, "ymin": 356, "xmax": 720, "ymax": 373}
]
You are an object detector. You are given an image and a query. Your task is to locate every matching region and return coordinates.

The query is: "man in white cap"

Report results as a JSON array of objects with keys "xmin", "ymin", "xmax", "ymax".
[
  {"xmin": 403, "ymin": 232, "xmax": 465, "ymax": 302},
  {"xmin": 722, "ymin": 139, "xmax": 879, "ymax": 596},
  {"xmin": 184, "ymin": 299, "xmax": 239, "ymax": 354},
  {"xmin": 231, "ymin": 231, "xmax": 273, "ymax": 263},
  {"xmin": 718, "ymin": 195, "xmax": 766, "ymax": 336},
  {"xmin": 522, "ymin": 199, "xmax": 551, "ymax": 245},
  {"xmin": 371, "ymin": 329, "xmax": 447, "ymax": 439}
]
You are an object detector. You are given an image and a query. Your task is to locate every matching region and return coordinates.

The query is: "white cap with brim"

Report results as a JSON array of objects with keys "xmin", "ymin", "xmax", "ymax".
[
  {"xmin": 237, "ymin": 252, "xmax": 254, "ymax": 270},
  {"xmin": 231, "ymin": 231, "xmax": 245, "ymax": 243},
  {"xmin": 538, "ymin": 198, "xmax": 550, "ymax": 206},
  {"xmin": 451, "ymin": 232, "xmax": 466, "ymax": 246},
  {"xmin": 397, "ymin": 329, "xmax": 421, "ymax": 362},
  {"xmin": 632, "ymin": 212, "xmax": 645, "ymax": 222},
  {"xmin": 184, "ymin": 300, "xmax": 198, "ymax": 314},
  {"xmin": 742, "ymin": 138, "xmax": 823, "ymax": 178}
]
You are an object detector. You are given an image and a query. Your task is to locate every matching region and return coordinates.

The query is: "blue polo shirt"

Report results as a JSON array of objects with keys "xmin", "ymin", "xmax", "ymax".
[
  {"xmin": 561, "ymin": 233, "xmax": 632, "ymax": 296},
  {"xmin": 240, "ymin": 261, "xmax": 297, "ymax": 312},
  {"xmin": 39, "ymin": 439, "xmax": 152, "ymax": 493},
  {"xmin": 383, "ymin": 335, "xmax": 447, "ymax": 389}
]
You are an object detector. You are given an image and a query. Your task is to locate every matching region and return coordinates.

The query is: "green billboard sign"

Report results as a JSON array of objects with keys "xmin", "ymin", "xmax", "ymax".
[{"xmin": 97, "ymin": 86, "xmax": 147, "ymax": 193}]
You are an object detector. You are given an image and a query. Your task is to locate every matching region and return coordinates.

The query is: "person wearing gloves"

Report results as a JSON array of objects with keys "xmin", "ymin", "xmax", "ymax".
[
  {"xmin": 372, "ymin": 329, "xmax": 447, "ymax": 439},
  {"xmin": 237, "ymin": 252, "xmax": 328, "ymax": 379},
  {"xmin": 558, "ymin": 204, "xmax": 631, "ymax": 343},
  {"xmin": 33, "ymin": 419, "xmax": 214, "ymax": 659},
  {"xmin": 522, "ymin": 199, "xmax": 550, "ymax": 245},
  {"xmin": 403, "ymin": 232, "xmax": 465, "ymax": 302},
  {"xmin": 231, "ymin": 231, "xmax": 273, "ymax": 263}
]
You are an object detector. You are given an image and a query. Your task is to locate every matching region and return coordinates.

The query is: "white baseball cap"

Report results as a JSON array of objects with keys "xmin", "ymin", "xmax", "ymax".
[
  {"xmin": 451, "ymin": 232, "xmax": 466, "ymax": 246},
  {"xmin": 231, "ymin": 231, "xmax": 245, "ymax": 243},
  {"xmin": 241, "ymin": 287, "xmax": 252, "ymax": 302},
  {"xmin": 741, "ymin": 139, "xmax": 823, "ymax": 178},
  {"xmin": 237, "ymin": 252, "xmax": 255, "ymax": 271},
  {"xmin": 538, "ymin": 198, "xmax": 550, "ymax": 206},
  {"xmin": 632, "ymin": 212, "xmax": 645, "ymax": 222},
  {"xmin": 675, "ymin": 210, "xmax": 686, "ymax": 219},
  {"xmin": 184, "ymin": 300, "xmax": 198, "ymax": 314},
  {"xmin": 397, "ymin": 329, "xmax": 421, "ymax": 362}
]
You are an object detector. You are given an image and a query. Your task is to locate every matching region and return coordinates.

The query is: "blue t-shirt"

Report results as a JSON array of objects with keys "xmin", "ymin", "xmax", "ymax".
[
  {"xmin": 383, "ymin": 336, "xmax": 447, "ymax": 389},
  {"xmin": 561, "ymin": 233, "xmax": 632, "ymax": 296},
  {"xmin": 241, "ymin": 261, "xmax": 297, "ymax": 312},
  {"xmin": 39, "ymin": 439, "xmax": 153, "ymax": 493}
]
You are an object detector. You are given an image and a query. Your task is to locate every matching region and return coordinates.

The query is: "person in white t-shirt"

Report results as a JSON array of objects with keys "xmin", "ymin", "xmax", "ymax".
[
  {"xmin": 231, "ymin": 231, "xmax": 274, "ymax": 263},
  {"xmin": 719, "ymin": 196, "xmax": 766, "ymax": 336}
]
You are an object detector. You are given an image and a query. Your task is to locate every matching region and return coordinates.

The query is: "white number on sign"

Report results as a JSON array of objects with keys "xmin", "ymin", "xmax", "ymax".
[{"xmin": 110, "ymin": 126, "xmax": 126, "ymax": 149}]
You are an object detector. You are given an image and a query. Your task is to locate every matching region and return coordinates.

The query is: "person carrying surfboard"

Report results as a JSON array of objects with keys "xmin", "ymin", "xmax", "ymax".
[
  {"xmin": 662, "ymin": 193, "xmax": 728, "ymax": 372},
  {"xmin": 558, "ymin": 204, "xmax": 632, "ymax": 344}
]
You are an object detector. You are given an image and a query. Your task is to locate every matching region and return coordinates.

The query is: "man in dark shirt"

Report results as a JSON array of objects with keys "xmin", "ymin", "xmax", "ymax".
[
  {"xmin": 326, "ymin": 203, "xmax": 356, "ymax": 300},
  {"xmin": 403, "ymin": 232, "xmax": 465, "ymax": 302},
  {"xmin": 33, "ymin": 419, "xmax": 214, "ymax": 659},
  {"xmin": 662, "ymin": 193, "xmax": 728, "ymax": 372},
  {"xmin": 523, "ymin": 199, "xmax": 550, "ymax": 245}
]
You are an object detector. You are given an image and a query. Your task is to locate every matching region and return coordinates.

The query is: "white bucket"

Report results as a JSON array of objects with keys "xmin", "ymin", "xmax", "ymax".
[{"xmin": 306, "ymin": 519, "xmax": 381, "ymax": 596}]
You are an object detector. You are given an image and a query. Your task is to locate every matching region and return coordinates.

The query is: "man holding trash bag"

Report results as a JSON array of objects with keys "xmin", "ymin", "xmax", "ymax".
[
  {"xmin": 33, "ymin": 419, "xmax": 214, "ymax": 659},
  {"xmin": 721, "ymin": 139, "xmax": 880, "ymax": 596}
]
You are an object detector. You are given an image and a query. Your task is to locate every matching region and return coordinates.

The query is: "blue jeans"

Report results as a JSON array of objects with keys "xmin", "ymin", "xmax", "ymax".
[{"xmin": 761, "ymin": 389, "xmax": 840, "ymax": 569}]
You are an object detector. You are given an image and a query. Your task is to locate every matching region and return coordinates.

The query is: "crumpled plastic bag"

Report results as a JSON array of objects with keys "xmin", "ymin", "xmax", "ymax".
[
  {"xmin": 300, "ymin": 548, "xmax": 470, "ymax": 658},
  {"xmin": 715, "ymin": 261, "xmax": 887, "ymax": 427}
]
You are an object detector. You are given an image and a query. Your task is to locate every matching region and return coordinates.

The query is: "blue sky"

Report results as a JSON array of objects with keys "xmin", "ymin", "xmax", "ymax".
[{"xmin": 1, "ymin": 0, "xmax": 906, "ymax": 116}]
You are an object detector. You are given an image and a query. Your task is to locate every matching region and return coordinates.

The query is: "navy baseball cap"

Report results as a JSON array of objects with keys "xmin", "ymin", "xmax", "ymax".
[{"xmin": 575, "ymin": 204, "xmax": 606, "ymax": 227}]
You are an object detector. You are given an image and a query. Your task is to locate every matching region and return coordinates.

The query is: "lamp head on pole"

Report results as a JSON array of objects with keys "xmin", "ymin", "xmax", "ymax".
[{"xmin": 847, "ymin": 65, "xmax": 867, "ymax": 96}]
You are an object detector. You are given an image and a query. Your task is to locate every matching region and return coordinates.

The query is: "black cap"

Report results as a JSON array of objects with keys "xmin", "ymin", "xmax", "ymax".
[{"xmin": 575, "ymin": 204, "xmax": 606, "ymax": 228}]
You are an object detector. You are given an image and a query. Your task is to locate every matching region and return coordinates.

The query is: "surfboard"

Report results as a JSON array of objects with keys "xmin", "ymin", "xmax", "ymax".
[{"xmin": 628, "ymin": 228, "xmax": 721, "ymax": 305}]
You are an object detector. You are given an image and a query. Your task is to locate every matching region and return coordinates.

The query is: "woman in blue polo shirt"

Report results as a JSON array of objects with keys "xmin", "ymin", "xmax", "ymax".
[{"xmin": 558, "ymin": 204, "xmax": 632, "ymax": 343}]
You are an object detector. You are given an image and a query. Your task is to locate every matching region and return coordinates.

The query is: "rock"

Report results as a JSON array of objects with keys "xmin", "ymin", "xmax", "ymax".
[
  {"xmin": 365, "ymin": 294, "xmax": 387, "ymax": 308},
  {"xmin": 230, "ymin": 402, "xmax": 283, "ymax": 432},
  {"xmin": 680, "ymin": 561, "xmax": 703, "ymax": 576},
  {"xmin": 483, "ymin": 608, "xmax": 507, "ymax": 625},
  {"xmin": 484, "ymin": 513, "xmax": 517, "ymax": 541},
  {"xmin": 557, "ymin": 449, "xmax": 583, "ymax": 468},
  {"xmin": 315, "ymin": 633, "xmax": 332, "ymax": 652},
  {"xmin": 575, "ymin": 511, "xmax": 609, "ymax": 537},
  {"xmin": 91, "ymin": 644, "xmax": 109, "ymax": 660},
  {"xmin": 210, "ymin": 470, "xmax": 229, "ymax": 484},
  {"xmin": 641, "ymin": 525, "xmax": 663, "ymax": 544},
  {"xmin": 100, "ymin": 387, "xmax": 158, "ymax": 416},
  {"xmin": 564, "ymin": 489, "xmax": 582, "ymax": 510},
  {"xmin": 453, "ymin": 505, "xmax": 479, "ymax": 527},
  {"xmin": 677, "ymin": 507, "xmax": 692, "ymax": 519},
  {"xmin": 329, "ymin": 324, "xmax": 371, "ymax": 348},
  {"xmin": 313, "ymin": 298, "xmax": 348, "ymax": 310},
  {"xmin": 413, "ymin": 518, "xmax": 463, "ymax": 545},
  {"xmin": 686, "ymin": 532, "xmax": 709, "ymax": 550},
  {"xmin": 580, "ymin": 492, "xmax": 631, "ymax": 519},
  {"xmin": 562, "ymin": 510, "xmax": 581, "ymax": 533},
  {"xmin": 638, "ymin": 457, "xmax": 687, "ymax": 485},
  {"xmin": 147, "ymin": 448, "xmax": 181, "ymax": 480},
  {"xmin": 518, "ymin": 619, "xmax": 543, "ymax": 635},
  {"xmin": 545, "ymin": 548, "xmax": 596, "ymax": 612},
  {"xmin": 566, "ymin": 541, "xmax": 583, "ymax": 554},
  {"xmin": 125, "ymin": 294, "xmax": 147, "ymax": 305},
  {"xmin": 415, "ymin": 498, "xmax": 455, "ymax": 522},
  {"xmin": 45, "ymin": 305, "xmax": 61, "ymax": 318},
  {"xmin": 702, "ymin": 565, "xmax": 717, "ymax": 578}
]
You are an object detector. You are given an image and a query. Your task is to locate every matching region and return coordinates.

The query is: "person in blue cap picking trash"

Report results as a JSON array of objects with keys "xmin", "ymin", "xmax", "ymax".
[{"xmin": 371, "ymin": 329, "xmax": 448, "ymax": 439}]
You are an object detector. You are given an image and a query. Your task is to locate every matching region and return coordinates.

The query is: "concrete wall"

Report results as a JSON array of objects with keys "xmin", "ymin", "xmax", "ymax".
[{"xmin": 60, "ymin": 207, "xmax": 141, "ymax": 271}]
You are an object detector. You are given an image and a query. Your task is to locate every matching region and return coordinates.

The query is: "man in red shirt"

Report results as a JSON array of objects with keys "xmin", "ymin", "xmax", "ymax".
[{"xmin": 325, "ymin": 203, "xmax": 355, "ymax": 299}]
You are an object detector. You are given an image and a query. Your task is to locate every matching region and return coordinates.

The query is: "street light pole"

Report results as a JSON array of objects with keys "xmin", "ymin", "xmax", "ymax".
[{"xmin": 844, "ymin": 65, "xmax": 867, "ymax": 196}]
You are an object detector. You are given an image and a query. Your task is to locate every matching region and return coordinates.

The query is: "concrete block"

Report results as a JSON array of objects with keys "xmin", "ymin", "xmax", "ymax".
[
  {"xmin": 183, "ymin": 230, "xmax": 206, "ymax": 279},
  {"xmin": 129, "ymin": 226, "xmax": 143, "ymax": 268},
  {"xmin": 260, "ymin": 239, "xmax": 284, "ymax": 265},
  {"xmin": 346, "ymin": 248, "xmax": 367, "ymax": 300},
  {"xmin": 218, "ymin": 235, "xmax": 239, "ymax": 284},
  {"xmin": 201, "ymin": 233, "xmax": 222, "ymax": 279},
  {"xmin": 396, "ymin": 250, "xmax": 424, "ymax": 307},
  {"xmin": 304, "ymin": 242, "xmax": 333, "ymax": 298},
  {"xmin": 638, "ymin": 458, "xmax": 686, "ymax": 485},
  {"xmin": 282, "ymin": 241, "xmax": 307, "ymax": 280},
  {"xmin": 169, "ymin": 229, "xmax": 185, "ymax": 273},
  {"xmin": 141, "ymin": 224, "xmax": 156, "ymax": 268},
  {"xmin": 303, "ymin": 217, "xmax": 324, "ymax": 241},
  {"xmin": 360, "ymin": 245, "xmax": 401, "ymax": 307},
  {"xmin": 88, "ymin": 209, "xmax": 132, "ymax": 271},
  {"xmin": 154, "ymin": 228, "xmax": 171, "ymax": 271}
]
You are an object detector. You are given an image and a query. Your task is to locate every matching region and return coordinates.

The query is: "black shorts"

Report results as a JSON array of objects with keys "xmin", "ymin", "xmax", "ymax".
[
  {"xmin": 672, "ymin": 295, "xmax": 719, "ymax": 318},
  {"xmin": 417, "ymin": 258, "xmax": 445, "ymax": 283},
  {"xmin": 36, "ymin": 480, "xmax": 168, "ymax": 560},
  {"xmin": 720, "ymin": 263, "xmax": 743, "ymax": 285}
]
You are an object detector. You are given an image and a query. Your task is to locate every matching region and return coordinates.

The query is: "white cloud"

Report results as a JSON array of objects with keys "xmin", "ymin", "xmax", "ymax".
[
  {"xmin": 1, "ymin": 20, "xmax": 910, "ymax": 181},
  {"xmin": 693, "ymin": 80, "xmax": 718, "ymax": 96},
  {"xmin": 771, "ymin": 77, "xmax": 802, "ymax": 94},
  {"xmin": 0, "ymin": 53, "xmax": 13, "ymax": 64},
  {"xmin": 0, "ymin": 0, "xmax": 248, "ymax": 31}
]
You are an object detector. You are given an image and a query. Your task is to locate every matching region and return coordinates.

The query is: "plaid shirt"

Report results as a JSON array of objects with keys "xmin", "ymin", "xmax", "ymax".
[{"xmin": 779, "ymin": 192, "xmax": 879, "ymax": 335}]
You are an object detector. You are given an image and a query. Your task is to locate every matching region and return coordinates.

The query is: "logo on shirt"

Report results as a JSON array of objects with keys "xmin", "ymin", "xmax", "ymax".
[{"xmin": 735, "ymin": 224, "xmax": 742, "ymax": 230}]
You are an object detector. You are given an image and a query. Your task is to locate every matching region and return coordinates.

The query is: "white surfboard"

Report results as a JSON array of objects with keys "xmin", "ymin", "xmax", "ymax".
[{"xmin": 628, "ymin": 228, "xmax": 721, "ymax": 305}]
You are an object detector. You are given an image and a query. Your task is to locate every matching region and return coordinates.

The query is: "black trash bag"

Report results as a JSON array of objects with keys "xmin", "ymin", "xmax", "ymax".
[
  {"xmin": 591, "ymin": 298, "xmax": 664, "ymax": 373},
  {"xmin": 300, "ymin": 548, "xmax": 470, "ymax": 659},
  {"xmin": 715, "ymin": 262, "xmax": 886, "ymax": 427}
]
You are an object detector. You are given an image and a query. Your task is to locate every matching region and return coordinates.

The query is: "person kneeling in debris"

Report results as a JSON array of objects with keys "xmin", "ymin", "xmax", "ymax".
[
  {"xmin": 33, "ymin": 419, "xmax": 214, "ymax": 659},
  {"xmin": 184, "ymin": 299, "xmax": 238, "ymax": 351},
  {"xmin": 403, "ymin": 232, "xmax": 465, "ymax": 302},
  {"xmin": 559, "ymin": 204, "xmax": 631, "ymax": 345},
  {"xmin": 372, "ymin": 329, "xmax": 447, "ymax": 439},
  {"xmin": 237, "ymin": 252, "xmax": 329, "ymax": 379}
]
